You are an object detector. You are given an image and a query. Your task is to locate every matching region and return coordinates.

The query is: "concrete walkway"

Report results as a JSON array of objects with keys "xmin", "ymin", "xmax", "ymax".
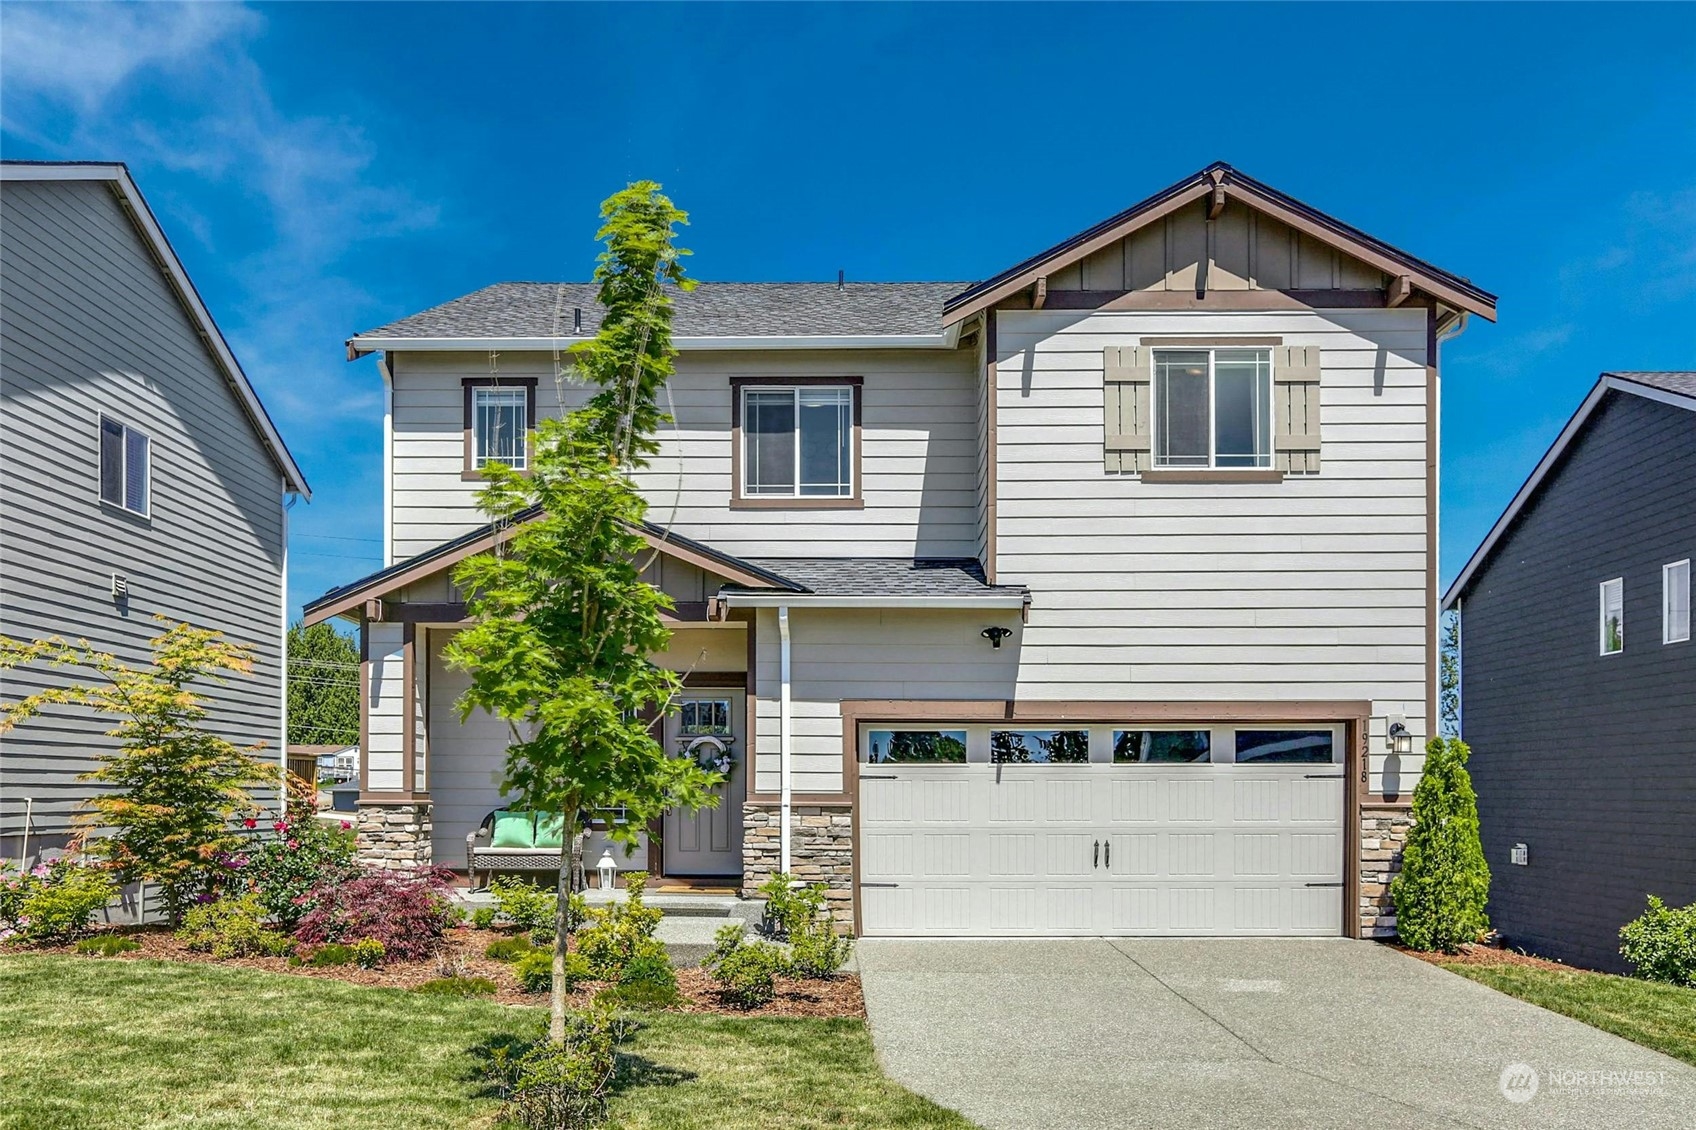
[{"xmin": 857, "ymin": 938, "xmax": 1696, "ymax": 1130}]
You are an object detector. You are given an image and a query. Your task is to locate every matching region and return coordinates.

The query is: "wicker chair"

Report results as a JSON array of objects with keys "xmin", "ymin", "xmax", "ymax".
[{"xmin": 465, "ymin": 811, "xmax": 585, "ymax": 890}]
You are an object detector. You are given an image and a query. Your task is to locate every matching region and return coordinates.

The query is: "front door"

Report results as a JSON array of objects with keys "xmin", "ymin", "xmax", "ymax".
[{"xmin": 660, "ymin": 692, "xmax": 745, "ymax": 876}]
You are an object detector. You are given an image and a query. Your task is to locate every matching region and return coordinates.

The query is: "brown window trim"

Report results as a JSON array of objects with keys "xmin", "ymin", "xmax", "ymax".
[
  {"xmin": 728, "ymin": 376, "xmax": 864, "ymax": 510},
  {"xmin": 461, "ymin": 377, "xmax": 538, "ymax": 481},
  {"xmin": 1138, "ymin": 469, "xmax": 1284, "ymax": 484}
]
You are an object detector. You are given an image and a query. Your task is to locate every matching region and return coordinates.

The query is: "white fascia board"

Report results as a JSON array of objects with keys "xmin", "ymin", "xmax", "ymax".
[
  {"xmin": 349, "ymin": 333, "xmax": 954, "ymax": 355},
  {"xmin": 1442, "ymin": 375, "xmax": 1696, "ymax": 609},
  {"xmin": 4, "ymin": 162, "xmax": 312, "ymax": 498},
  {"xmin": 720, "ymin": 593, "xmax": 1028, "ymax": 610}
]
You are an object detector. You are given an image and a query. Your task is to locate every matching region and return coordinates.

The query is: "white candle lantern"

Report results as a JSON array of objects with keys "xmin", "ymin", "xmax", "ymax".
[{"xmin": 596, "ymin": 849, "xmax": 617, "ymax": 891}]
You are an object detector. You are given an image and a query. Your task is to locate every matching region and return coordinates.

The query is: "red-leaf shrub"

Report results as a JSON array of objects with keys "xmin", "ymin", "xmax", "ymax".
[{"xmin": 293, "ymin": 867, "xmax": 457, "ymax": 960}]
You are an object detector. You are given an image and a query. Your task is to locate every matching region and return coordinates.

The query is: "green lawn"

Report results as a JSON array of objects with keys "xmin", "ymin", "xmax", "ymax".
[
  {"xmin": 0, "ymin": 955, "xmax": 973, "ymax": 1130},
  {"xmin": 1441, "ymin": 962, "xmax": 1696, "ymax": 1067}
]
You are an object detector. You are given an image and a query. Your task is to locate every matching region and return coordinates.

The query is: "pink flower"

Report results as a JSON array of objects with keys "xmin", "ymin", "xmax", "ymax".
[
  {"xmin": 340, "ymin": 821, "xmax": 352, "ymax": 831},
  {"xmin": 287, "ymin": 840, "xmax": 299, "ymax": 850},
  {"xmin": 243, "ymin": 818, "xmax": 257, "ymax": 829}
]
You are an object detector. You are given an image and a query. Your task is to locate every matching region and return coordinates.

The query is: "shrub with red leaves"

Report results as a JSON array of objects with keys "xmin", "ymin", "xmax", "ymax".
[{"xmin": 293, "ymin": 867, "xmax": 457, "ymax": 961}]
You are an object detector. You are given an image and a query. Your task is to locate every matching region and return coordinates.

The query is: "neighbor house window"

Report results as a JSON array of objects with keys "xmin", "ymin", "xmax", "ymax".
[
  {"xmin": 1665, "ymin": 561, "xmax": 1691, "ymax": 645},
  {"xmin": 1153, "ymin": 348, "xmax": 1272, "ymax": 469},
  {"xmin": 98, "ymin": 414, "xmax": 150, "ymax": 516},
  {"xmin": 1599, "ymin": 578, "xmax": 1624, "ymax": 655},
  {"xmin": 866, "ymin": 730, "xmax": 967, "ymax": 764},
  {"xmin": 462, "ymin": 378, "xmax": 537, "ymax": 477},
  {"xmin": 735, "ymin": 380, "xmax": 859, "ymax": 503},
  {"xmin": 990, "ymin": 730, "xmax": 1089, "ymax": 764},
  {"xmin": 1113, "ymin": 730, "xmax": 1211, "ymax": 763},
  {"xmin": 1234, "ymin": 730, "xmax": 1335, "ymax": 764}
]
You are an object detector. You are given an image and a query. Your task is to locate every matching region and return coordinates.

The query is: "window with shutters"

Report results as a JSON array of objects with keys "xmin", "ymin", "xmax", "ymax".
[
  {"xmin": 98, "ymin": 414, "xmax": 150, "ymax": 517},
  {"xmin": 1104, "ymin": 343, "xmax": 1320, "ymax": 475}
]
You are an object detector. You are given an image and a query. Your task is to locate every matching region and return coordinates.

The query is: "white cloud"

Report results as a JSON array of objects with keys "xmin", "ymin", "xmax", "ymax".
[{"xmin": 0, "ymin": 2, "xmax": 437, "ymax": 428}]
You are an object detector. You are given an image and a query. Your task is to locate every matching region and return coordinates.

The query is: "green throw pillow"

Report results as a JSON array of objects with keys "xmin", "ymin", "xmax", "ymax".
[
  {"xmin": 533, "ymin": 813, "xmax": 565, "ymax": 849},
  {"xmin": 490, "ymin": 810, "xmax": 535, "ymax": 849}
]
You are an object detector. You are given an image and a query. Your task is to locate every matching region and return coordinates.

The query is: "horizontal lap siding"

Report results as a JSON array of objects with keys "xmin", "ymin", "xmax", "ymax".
[
  {"xmin": 1460, "ymin": 392, "xmax": 1696, "ymax": 972},
  {"xmin": 996, "ymin": 308, "xmax": 1431, "ymax": 795},
  {"xmin": 390, "ymin": 349, "xmax": 979, "ymax": 561},
  {"xmin": 0, "ymin": 181, "xmax": 285, "ymax": 846}
]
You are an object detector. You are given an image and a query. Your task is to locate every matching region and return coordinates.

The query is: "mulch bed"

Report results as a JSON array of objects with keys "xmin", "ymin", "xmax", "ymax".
[
  {"xmin": 7, "ymin": 925, "xmax": 865, "ymax": 1018},
  {"xmin": 1393, "ymin": 939, "xmax": 1575, "ymax": 973}
]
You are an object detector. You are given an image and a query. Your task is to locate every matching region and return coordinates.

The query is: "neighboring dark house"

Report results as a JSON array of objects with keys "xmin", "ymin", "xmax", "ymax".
[{"xmin": 1442, "ymin": 371, "xmax": 1695, "ymax": 972}]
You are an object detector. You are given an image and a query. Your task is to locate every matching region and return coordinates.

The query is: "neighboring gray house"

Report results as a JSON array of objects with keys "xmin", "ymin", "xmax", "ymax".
[
  {"xmin": 306, "ymin": 162, "xmax": 1497, "ymax": 939},
  {"xmin": 0, "ymin": 162, "xmax": 310, "ymax": 871},
  {"xmin": 1442, "ymin": 372, "xmax": 1695, "ymax": 972}
]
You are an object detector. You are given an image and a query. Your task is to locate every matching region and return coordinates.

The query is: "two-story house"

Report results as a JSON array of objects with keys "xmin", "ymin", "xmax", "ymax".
[
  {"xmin": 303, "ymin": 163, "xmax": 1495, "ymax": 939},
  {"xmin": 1, "ymin": 162, "xmax": 310, "ymax": 879},
  {"xmin": 1442, "ymin": 371, "xmax": 1694, "ymax": 971}
]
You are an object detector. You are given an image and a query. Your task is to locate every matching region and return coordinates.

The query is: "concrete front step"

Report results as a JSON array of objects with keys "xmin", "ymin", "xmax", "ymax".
[{"xmin": 655, "ymin": 914, "xmax": 749, "ymax": 967}]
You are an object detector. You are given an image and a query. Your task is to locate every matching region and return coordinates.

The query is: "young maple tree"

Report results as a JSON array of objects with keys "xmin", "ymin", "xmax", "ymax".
[
  {"xmin": 0, "ymin": 619, "xmax": 275, "ymax": 923},
  {"xmin": 444, "ymin": 181, "xmax": 718, "ymax": 1041}
]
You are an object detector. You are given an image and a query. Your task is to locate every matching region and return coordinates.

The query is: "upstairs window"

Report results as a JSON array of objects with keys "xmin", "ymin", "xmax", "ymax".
[
  {"xmin": 1599, "ymin": 578, "xmax": 1624, "ymax": 655},
  {"xmin": 1665, "ymin": 560, "xmax": 1691, "ymax": 645},
  {"xmin": 462, "ymin": 378, "xmax": 537, "ymax": 476},
  {"xmin": 99, "ymin": 415, "xmax": 150, "ymax": 516},
  {"xmin": 1153, "ymin": 348, "xmax": 1272, "ymax": 469},
  {"xmin": 736, "ymin": 381, "xmax": 858, "ymax": 502}
]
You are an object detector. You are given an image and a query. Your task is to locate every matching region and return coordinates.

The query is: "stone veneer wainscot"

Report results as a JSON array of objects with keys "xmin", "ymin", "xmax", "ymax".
[
  {"xmin": 742, "ymin": 801, "xmax": 853, "ymax": 923},
  {"xmin": 1359, "ymin": 805, "xmax": 1414, "ymax": 938},
  {"xmin": 355, "ymin": 802, "xmax": 434, "ymax": 870}
]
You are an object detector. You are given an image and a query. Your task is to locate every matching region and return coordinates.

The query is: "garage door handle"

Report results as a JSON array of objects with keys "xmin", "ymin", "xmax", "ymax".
[
  {"xmin": 1093, "ymin": 840, "xmax": 1099, "ymax": 868},
  {"xmin": 1103, "ymin": 840, "xmax": 1110, "ymax": 868},
  {"xmin": 1304, "ymin": 882, "xmax": 1343, "ymax": 888},
  {"xmin": 1304, "ymin": 773, "xmax": 1344, "ymax": 779},
  {"xmin": 859, "ymin": 882, "xmax": 899, "ymax": 889},
  {"xmin": 860, "ymin": 774, "xmax": 899, "ymax": 780}
]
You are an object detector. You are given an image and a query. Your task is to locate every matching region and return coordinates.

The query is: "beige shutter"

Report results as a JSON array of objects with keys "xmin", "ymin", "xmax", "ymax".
[
  {"xmin": 1274, "ymin": 345, "xmax": 1321, "ymax": 474},
  {"xmin": 1104, "ymin": 345, "xmax": 1152, "ymax": 473}
]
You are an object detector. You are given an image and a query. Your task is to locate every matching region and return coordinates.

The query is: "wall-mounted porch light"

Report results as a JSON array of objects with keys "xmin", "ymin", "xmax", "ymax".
[{"xmin": 1386, "ymin": 716, "xmax": 1413, "ymax": 755}]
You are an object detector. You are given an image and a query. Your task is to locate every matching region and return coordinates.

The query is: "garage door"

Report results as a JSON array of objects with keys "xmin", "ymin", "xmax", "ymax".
[{"xmin": 857, "ymin": 723, "xmax": 1345, "ymax": 936}]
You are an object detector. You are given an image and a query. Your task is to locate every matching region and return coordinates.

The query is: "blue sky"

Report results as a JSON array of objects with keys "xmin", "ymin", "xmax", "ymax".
[{"xmin": 3, "ymin": 2, "xmax": 1692, "ymax": 620}]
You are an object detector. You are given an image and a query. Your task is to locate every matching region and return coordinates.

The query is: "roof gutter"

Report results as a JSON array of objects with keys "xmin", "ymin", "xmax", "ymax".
[
  {"xmin": 719, "ymin": 592, "xmax": 1029, "ymax": 610},
  {"xmin": 348, "ymin": 329, "xmax": 960, "ymax": 358}
]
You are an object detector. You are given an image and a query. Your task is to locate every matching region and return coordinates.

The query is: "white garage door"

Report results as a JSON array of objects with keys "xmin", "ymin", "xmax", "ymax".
[{"xmin": 858, "ymin": 723, "xmax": 1345, "ymax": 936}]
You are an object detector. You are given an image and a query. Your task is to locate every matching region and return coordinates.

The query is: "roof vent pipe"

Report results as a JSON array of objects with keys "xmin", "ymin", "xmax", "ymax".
[
  {"xmin": 837, "ymin": 269, "xmax": 844, "ymax": 290},
  {"xmin": 573, "ymin": 307, "xmax": 582, "ymax": 335}
]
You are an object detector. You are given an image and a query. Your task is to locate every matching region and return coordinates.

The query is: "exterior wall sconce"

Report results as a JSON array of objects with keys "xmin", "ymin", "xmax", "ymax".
[
  {"xmin": 981, "ymin": 626, "xmax": 1012, "ymax": 649},
  {"xmin": 596, "ymin": 849, "xmax": 617, "ymax": 891},
  {"xmin": 1386, "ymin": 716, "xmax": 1413, "ymax": 755}
]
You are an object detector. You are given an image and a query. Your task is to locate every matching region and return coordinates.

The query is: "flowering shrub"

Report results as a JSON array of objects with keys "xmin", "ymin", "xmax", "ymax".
[
  {"xmin": 238, "ymin": 816, "xmax": 356, "ymax": 930},
  {"xmin": 293, "ymin": 867, "xmax": 457, "ymax": 961},
  {"xmin": 176, "ymin": 893, "xmax": 295, "ymax": 958},
  {"xmin": 0, "ymin": 859, "xmax": 118, "ymax": 944}
]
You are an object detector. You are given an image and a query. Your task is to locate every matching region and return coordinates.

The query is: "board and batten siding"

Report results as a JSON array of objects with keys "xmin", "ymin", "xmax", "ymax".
[
  {"xmin": 994, "ymin": 307, "xmax": 1432, "ymax": 796},
  {"xmin": 387, "ymin": 349, "xmax": 979, "ymax": 562},
  {"xmin": 0, "ymin": 178, "xmax": 286, "ymax": 858},
  {"xmin": 1458, "ymin": 390, "xmax": 1696, "ymax": 972}
]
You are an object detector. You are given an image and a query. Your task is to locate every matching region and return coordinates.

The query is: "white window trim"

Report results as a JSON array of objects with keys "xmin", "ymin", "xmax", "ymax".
[
  {"xmin": 738, "ymin": 384, "xmax": 855, "ymax": 499},
  {"xmin": 471, "ymin": 385, "xmax": 529, "ymax": 471},
  {"xmin": 1664, "ymin": 559, "xmax": 1691, "ymax": 645},
  {"xmin": 1151, "ymin": 347, "xmax": 1274, "ymax": 471},
  {"xmin": 1599, "ymin": 577, "xmax": 1624, "ymax": 656},
  {"xmin": 97, "ymin": 412, "xmax": 151, "ymax": 519}
]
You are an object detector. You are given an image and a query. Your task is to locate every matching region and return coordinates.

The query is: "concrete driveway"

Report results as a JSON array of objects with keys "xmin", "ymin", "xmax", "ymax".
[{"xmin": 857, "ymin": 938, "xmax": 1696, "ymax": 1130}]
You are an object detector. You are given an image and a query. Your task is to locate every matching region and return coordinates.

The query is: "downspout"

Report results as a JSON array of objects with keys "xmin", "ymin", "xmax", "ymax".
[
  {"xmin": 778, "ymin": 606, "xmax": 792, "ymax": 874},
  {"xmin": 281, "ymin": 492, "xmax": 298, "ymax": 816},
  {"xmin": 378, "ymin": 351, "xmax": 395, "ymax": 567}
]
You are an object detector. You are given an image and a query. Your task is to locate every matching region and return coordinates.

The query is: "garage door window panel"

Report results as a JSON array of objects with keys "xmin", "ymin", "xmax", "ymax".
[
  {"xmin": 866, "ymin": 730, "xmax": 967, "ymax": 764},
  {"xmin": 991, "ymin": 730, "xmax": 1089, "ymax": 764},
  {"xmin": 1113, "ymin": 730, "xmax": 1211, "ymax": 763},
  {"xmin": 1233, "ymin": 730, "xmax": 1336, "ymax": 764}
]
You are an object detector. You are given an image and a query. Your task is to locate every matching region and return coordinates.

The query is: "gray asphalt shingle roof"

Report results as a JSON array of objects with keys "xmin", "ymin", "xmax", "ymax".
[
  {"xmin": 357, "ymin": 281, "xmax": 972, "ymax": 341},
  {"xmin": 1605, "ymin": 371, "xmax": 1696, "ymax": 399},
  {"xmin": 734, "ymin": 558, "xmax": 1026, "ymax": 599}
]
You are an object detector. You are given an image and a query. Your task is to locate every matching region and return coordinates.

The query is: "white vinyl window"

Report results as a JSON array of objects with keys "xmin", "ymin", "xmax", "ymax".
[
  {"xmin": 1665, "ymin": 560, "xmax": 1691, "ymax": 645},
  {"xmin": 472, "ymin": 386, "xmax": 528, "ymax": 469},
  {"xmin": 98, "ymin": 414, "xmax": 150, "ymax": 516},
  {"xmin": 741, "ymin": 385, "xmax": 853, "ymax": 497},
  {"xmin": 1599, "ymin": 578, "xmax": 1624, "ymax": 655},
  {"xmin": 1152, "ymin": 348, "xmax": 1273, "ymax": 469}
]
